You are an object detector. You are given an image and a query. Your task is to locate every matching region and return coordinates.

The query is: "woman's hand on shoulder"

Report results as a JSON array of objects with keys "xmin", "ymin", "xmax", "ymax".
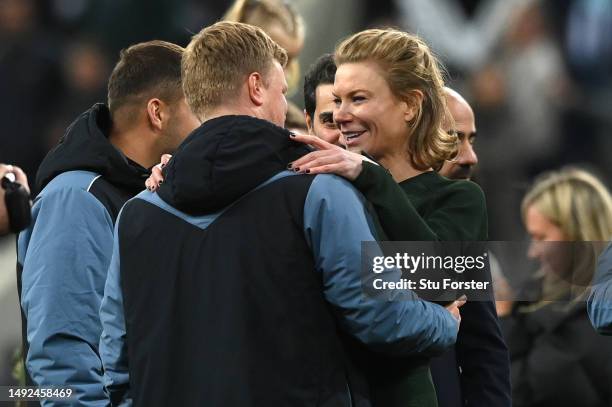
[
  {"xmin": 289, "ymin": 133, "xmax": 374, "ymax": 181},
  {"xmin": 145, "ymin": 154, "xmax": 172, "ymax": 192}
]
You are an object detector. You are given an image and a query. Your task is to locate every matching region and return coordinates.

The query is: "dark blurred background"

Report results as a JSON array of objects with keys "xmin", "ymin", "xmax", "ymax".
[{"xmin": 1, "ymin": 0, "xmax": 611, "ymax": 388}]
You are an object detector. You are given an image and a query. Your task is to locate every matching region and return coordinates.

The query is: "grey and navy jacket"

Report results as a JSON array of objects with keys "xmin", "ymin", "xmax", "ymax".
[
  {"xmin": 17, "ymin": 104, "xmax": 149, "ymax": 406},
  {"xmin": 588, "ymin": 243, "xmax": 612, "ymax": 334},
  {"xmin": 99, "ymin": 115, "xmax": 458, "ymax": 407}
]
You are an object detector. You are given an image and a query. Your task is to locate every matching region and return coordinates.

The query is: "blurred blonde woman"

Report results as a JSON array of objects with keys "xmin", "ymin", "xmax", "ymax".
[
  {"xmin": 522, "ymin": 167, "xmax": 612, "ymax": 300},
  {"xmin": 504, "ymin": 167, "xmax": 612, "ymax": 407},
  {"xmin": 224, "ymin": 0, "xmax": 304, "ymax": 94},
  {"xmin": 523, "ymin": 167, "xmax": 612, "ymax": 241}
]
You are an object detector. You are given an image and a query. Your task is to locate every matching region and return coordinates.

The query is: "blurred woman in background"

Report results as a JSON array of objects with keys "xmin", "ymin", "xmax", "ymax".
[
  {"xmin": 503, "ymin": 167, "xmax": 612, "ymax": 407},
  {"xmin": 224, "ymin": 0, "xmax": 304, "ymax": 95}
]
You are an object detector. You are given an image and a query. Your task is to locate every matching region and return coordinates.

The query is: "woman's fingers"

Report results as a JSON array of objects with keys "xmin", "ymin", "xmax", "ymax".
[
  {"xmin": 290, "ymin": 150, "xmax": 333, "ymax": 170},
  {"xmin": 445, "ymin": 295, "xmax": 467, "ymax": 328},
  {"xmin": 292, "ymin": 150, "xmax": 364, "ymax": 181},
  {"xmin": 300, "ymin": 163, "xmax": 349, "ymax": 176},
  {"xmin": 145, "ymin": 165, "xmax": 165, "ymax": 191},
  {"xmin": 152, "ymin": 165, "xmax": 164, "ymax": 183},
  {"xmin": 294, "ymin": 151, "xmax": 345, "ymax": 173},
  {"xmin": 160, "ymin": 154, "xmax": 172, "ymax": 166},
  {"xmin": 154, "ymin": 165, "xmax": 165, "ymax": 180},
  {"xmin": 145, "ymin": 154, "xmax": 173, "ymax": 191},
  {"xmin": 145, "ymin": 176, "xmax": 155, "ymax": 191}
]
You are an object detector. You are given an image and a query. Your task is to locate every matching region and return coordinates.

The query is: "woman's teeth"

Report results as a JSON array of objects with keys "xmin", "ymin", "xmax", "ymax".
[{"xmin": 344, "ymin": 131, "xmax": 364, "ymax": 140}]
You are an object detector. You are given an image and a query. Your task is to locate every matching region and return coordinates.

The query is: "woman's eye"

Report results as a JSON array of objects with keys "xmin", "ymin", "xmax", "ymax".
[
  {"xmin": 333, "ymin": 98, "xmax": 341, "ymax": 106},
  {"xmin": 352, "ymin": 96, "xmax": 365, "ymax": 103}
]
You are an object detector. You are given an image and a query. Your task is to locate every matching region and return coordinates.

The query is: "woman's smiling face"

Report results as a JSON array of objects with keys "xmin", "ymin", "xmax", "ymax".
[{"xmin": 332, "ymin": 61, "xmax": 413, "ymax": 159}]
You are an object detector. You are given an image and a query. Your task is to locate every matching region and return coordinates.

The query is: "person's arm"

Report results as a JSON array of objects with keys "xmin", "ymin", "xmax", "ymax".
[
  {"xmin": 287, "ymin": 134, "xmax": 446, "ymax": 240},
  {"xmin": 303, "ymin": 174, "xmax": 459, "ymax": 356},
  {"xmin": 19, "ymin": 187, "xmax": 113, "ymax": 406},
  {"xmin": 99, "ymin": 215, "xmax": 131, "ymax": 406},
  {"xmin": 456, "ymin": 300, "xmax": 511, "ymax": 406},
  {"xmin": 588, "ymin": 243, "xmax": 612, "ymax": 334}
]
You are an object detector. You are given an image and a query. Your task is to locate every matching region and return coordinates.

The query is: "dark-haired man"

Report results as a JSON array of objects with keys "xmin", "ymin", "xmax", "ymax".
[
  {"xmin": 17, "ymin": 40, "xmax": 199, "ymax": 406},
  {"xmin": 303, "ymin": 53, "xmax": 342, "ymax": 145}
]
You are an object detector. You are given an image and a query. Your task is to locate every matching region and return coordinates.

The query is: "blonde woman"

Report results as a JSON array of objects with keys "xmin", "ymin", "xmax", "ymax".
[
  {"xmin": 522, "ymin": 168, "xmax": 612, "ymax": 300},
  {"xmin": 504, "ymin": 168, "xmax": 612, "ymax": 407},
  {"xmin": 290, "ymin": 28, "xmax": 510, "ymax": 407}
]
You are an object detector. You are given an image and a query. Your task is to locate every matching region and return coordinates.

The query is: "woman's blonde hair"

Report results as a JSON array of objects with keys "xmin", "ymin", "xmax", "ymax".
[
  {"xmin": 224, "ymin": 0, "xmax": 304, "ymax": 92},
  {"xmin": 335, "ymin": 29, "xmax": 456, "ymax": 170},
  {"xmin": 522, "ymin": 167, "xmax": 612, "ymax": 242},
  {"xmin": 521, "ymin": 167, "xmax": 612, "ymax": 303}
]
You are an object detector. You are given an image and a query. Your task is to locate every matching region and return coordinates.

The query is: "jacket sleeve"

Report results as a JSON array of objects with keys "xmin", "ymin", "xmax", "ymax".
[
  {"xmin": 303, "ymin": 174, "xmax": 458, "ymax": 356},
  {"xmin": 504, "ymin": 307, "xmax": 612, "ymax": 407},
  {"xmin": 19, "ymin": 186, "xmax": 113, "ymax": 407},
  {"xmin": 99, "ymin": 215, "xmax": 132, "ymax": 406},
  {"xmin": 456, "ymin": 299, "xmax": 511, "ymax": 406},
  {"xmin": 588, "ymin": 243, "xmax": 612, "ymax": 334}
]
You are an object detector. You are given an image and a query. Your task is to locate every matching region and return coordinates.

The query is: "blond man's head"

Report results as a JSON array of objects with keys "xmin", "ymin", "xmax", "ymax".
[{"xmin": 182, "ymin": 21, "xmax": 288, "ymax": 121}]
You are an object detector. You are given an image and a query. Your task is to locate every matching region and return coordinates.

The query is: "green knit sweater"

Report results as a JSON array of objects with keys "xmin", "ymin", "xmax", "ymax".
[
  {"xmin": 348, "ymin": 161, "xmax": 489, "ymax": 407},
  {"xmin": 353, "ymin": 161, "xmax": 488, "ymax": 241}
]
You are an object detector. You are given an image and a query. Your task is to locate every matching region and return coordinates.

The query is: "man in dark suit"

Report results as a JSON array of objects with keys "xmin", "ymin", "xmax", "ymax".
[{"xmin": 433, "ymin": 87, "xmax": 511, "ymax": 407}]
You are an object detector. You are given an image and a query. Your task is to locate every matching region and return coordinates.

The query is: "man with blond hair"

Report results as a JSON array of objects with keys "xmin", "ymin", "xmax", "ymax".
[{"xmin": 100, "ymin": 21, "xmax": 460, "ymax": 406}]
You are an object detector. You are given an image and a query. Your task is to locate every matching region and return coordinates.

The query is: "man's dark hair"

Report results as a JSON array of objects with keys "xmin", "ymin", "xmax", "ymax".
[
  {"xmin": 107, "ymin": 40, "xmax": 184, "ymax": 115},
  {"xmin": 303, "ymin": 53, "xmax": 337, "ymax": 119}
]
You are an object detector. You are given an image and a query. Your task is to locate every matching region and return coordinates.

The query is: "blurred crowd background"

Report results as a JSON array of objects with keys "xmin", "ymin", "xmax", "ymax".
[{"xmin": 0, "ymin": 0, "xmax": 611, "ymax": 390}]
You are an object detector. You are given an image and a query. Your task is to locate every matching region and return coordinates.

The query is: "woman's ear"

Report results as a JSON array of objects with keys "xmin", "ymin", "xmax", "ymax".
[{"xmin": 404, "ymin": 90, "xmax": 424, "ymax": 123}]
